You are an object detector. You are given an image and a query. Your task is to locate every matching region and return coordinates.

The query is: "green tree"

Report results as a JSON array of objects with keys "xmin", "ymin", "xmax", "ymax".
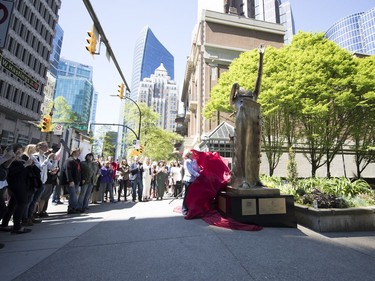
[
  {"xmin": 52, "ymin": 96, "xmax": 76, "ymax": 128},
  {"xmin": 350, "ymin": 55, "xmax": 375, "ymax": 178},
  {"xmin": 287, "ymin": 33, "xmax": 359, "ymax": 177},
  {"xmin": 287, "ymin": 147, "xmax": 298, "ymax": 188},
  {"xmin": 259, "ymin": 47, "xmax": 292, "ymax": 175},
  {"xmin": 102, "ymin": 131, "xmax": 117, "ymax": 159},
  {"xmin": 124, "ymin": 103, "xmax": 182, "ymax": 161}
]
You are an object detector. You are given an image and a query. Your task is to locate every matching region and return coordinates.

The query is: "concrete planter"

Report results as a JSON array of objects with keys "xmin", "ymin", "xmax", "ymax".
[{"xmin": 295, "ymin": 204, "xmax": 375, "ymax": 232}]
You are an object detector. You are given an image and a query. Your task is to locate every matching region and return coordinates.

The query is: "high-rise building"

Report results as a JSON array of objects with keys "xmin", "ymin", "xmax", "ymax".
[
  {"xmin": 199, "ymin": 0, "xmax": 295, "ymax": 44},
  {"xmin": 138, "ymin": 63, "xmax": 179, "ymax": 132},
  {"xmin": 279, "ymin": 0, "xmax": 295, "ymax": 44},
  {"xmin": 90, "ymin": 90, "xmax": 98, "ymax": 133},
  {"xmin": 326, "ymin": 7, "xmax": 375, "ymax": 55},
  {"xmin": 49, "ymin": 24, "xmax": 64, "ymax": 78},
  {"xmin": 54, "ymin": 59, "xmax": 94, "ymax": 131},
  {"xmin": 130, "ymin": 26, "xmax": 174, "ymax": 101},
  {"xmin": 0, "ymin": 0, "xmax": 61, "ymax": 146},
  {"xmin": 41, "ymin": 23, "xmax": 64, "ymax": 117},
  {"xmin": 57, "ymin": 58, "xmax": 93, "ymax": 80}
]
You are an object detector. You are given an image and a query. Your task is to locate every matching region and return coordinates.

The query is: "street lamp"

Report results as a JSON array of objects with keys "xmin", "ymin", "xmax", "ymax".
[{"xmin": 111, "ymin": 91, "xmax": 141, "ymax": 140}]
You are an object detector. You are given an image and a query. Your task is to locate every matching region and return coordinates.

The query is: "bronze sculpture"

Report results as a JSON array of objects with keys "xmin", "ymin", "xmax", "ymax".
[{"xmin": 230, "ymin": 45, "xmax": 265, "ymax": 189}]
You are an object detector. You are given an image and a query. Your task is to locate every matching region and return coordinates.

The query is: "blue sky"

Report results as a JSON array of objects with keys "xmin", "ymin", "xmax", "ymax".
[{"xmin": 58, "ymin": 0, "xmax": 375, "ymax": 124}]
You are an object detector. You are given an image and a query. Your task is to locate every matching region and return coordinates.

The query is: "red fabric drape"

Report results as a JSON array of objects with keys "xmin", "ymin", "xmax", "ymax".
[
  {"xmin": 181, "ymin": 150, "xmax": 262, "ymax": 231},
  {"xmin": 184, "ymin": 150, "xmax": 231, "ymax": 219}
]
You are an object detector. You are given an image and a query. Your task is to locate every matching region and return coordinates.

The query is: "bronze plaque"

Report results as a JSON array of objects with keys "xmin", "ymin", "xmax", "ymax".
[
  {"xmin": 241, "ymin": 199, "xmax": 257, "ymax": 215},
  {"xmin": 259, "ymin": 198, "xmax": 286, "ymax": 215}
]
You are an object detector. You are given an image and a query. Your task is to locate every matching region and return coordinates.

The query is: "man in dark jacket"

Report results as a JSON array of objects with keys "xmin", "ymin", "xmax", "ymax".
[
  {"xmin": 129, "ymin": 156, "xmax": 144, "ymax": 202},
  {"xmin": 63, "ymin": 148, "xmax": 81, "ymax": 214}
]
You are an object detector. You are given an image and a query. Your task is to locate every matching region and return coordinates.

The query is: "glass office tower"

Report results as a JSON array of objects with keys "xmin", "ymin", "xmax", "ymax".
[
  {"xmin": 326, "ymin": 7, "xmax": 375, "ymax": 55},
  {"xmin": 55, "ymin": 59, "xmax": 94, "ymax": 130},
  {"xmin": 130, "ymin": 26, "xmax": 174, "ymax": 101},
  {"xmin": 49, "ymin": 24, "xmax": 64, "ymax": 78}
]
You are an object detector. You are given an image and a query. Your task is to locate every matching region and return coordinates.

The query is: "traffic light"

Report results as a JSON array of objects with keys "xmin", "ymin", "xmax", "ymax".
[
  {"xmin": 139, "ymin": 145, "xmax": 144, "ymax": 154},
  {"xmin": 85, "ymin": 24, "xmax": 97, "ymax": 55},
  {"xmin": 118, "ymin": 83, "xmax": 124, "ymax": 99},
  {"xmin": 40, "ymin": 115, "xmax": 52, "ymax": 132}
]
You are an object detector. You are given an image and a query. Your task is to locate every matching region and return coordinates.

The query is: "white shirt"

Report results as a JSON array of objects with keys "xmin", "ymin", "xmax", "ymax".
[
  {"xmin": 33, "ymin": 153, "xmax": 56, "ymax": 184},
  {"xmin": 171, "ymin": 166, "xmax": 182, "ymax": 183}
]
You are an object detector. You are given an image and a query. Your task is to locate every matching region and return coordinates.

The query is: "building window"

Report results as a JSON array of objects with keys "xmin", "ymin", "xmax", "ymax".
[
  {"xmin": 0, "ymin": 130, "xmax": 15, "ymax": 147},
  {"xmin": 17, "ymin": 134, "xmax": 29, "ymax": 147}
]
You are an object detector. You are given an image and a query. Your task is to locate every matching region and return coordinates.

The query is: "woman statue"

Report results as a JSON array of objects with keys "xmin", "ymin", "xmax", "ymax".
[{"xmin": 230, "ymin": 45, "xmax": 265, "ymax": 189}]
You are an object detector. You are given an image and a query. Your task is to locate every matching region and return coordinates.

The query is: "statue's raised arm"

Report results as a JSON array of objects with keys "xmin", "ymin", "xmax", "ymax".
[
  {"xmin": 253, "ymin": 44, "xmax": 265, "ymax": 101},
  {"xmin": 230, "ymin": 45, "xmax": 265, "ymax": 107}
]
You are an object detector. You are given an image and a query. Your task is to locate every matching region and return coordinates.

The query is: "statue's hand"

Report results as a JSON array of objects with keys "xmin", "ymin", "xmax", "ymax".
[{"xmin": 258, "ymin": 44, "xmax": 265, "ymax": 54}]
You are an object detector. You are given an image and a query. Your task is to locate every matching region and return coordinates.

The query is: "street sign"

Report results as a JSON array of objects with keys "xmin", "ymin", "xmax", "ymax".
[
  {"xmin": 0, "ymin": 53, "xmax": 40, "ymax": 90},
  {"xmin": 0, "ymin": 0, "xmax": 14, "ymax": 49},
  {"xmin": 54, "ymin": 123, "xmax": 63, "ymax": 135}
]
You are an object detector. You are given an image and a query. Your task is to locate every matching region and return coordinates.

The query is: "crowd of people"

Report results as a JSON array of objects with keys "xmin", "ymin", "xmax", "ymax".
[{"xmin": 0, "ymin": 142, "xmax": 187, "ymax": 247}]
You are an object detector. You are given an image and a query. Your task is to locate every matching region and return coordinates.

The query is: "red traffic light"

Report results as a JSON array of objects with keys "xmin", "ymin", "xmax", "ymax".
[{"xmin": 40, "ymin": 116, "xmax": 51, "ymax": 132}]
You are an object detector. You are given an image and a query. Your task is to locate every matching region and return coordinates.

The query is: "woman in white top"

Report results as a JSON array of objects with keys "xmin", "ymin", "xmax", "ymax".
[
  {"xmin": 142, "ymin": 157, "xmax": 152, "ymax": 201},
  {"xmin": 170, "ymin": 162, "xmax": 182, "ymax": 198}
]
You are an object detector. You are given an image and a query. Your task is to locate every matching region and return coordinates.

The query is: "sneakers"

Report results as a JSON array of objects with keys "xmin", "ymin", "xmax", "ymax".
[
  {"xmin": 53, "ymin": 200, "xmax": 64, "ymax": 205},
  {"xmin": 32, "ymin": 218, "xmax": 42, "ymax": 224},
  {"xmin": 38, "ymin": 211, "xmax": 49, "ymax": 218},
  {"xmin": 11, "ymin": 227, "xmax": 32, "ymax": 234},
  {"xmin": 67, "ymin": 209, "xmax": 79, "ymax": 214}
]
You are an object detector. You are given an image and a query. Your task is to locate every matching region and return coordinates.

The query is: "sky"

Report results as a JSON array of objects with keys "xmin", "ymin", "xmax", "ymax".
[{"xmin": 57, "ymin": 0, "xmax": 375, "ymax": 126}]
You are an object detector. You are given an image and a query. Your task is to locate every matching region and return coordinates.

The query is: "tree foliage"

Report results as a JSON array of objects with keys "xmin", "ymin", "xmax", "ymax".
[
  {"xmin": 52, "ymin": 96, "xmax": 76, "ymax": 128},
  {"xmin": 350, "ymin": 55, "xmax": 375, "ymax": 177},
  {"xmin": 124, "ymin": 103, "xmax": 182, "ymax": 161},
  {"xmin": 102, "ymin": 131, "xmax": 117, "ymax": 159}
]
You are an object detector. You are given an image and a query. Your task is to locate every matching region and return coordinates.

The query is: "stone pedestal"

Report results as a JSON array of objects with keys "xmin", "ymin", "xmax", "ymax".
[{"xmin": 217, "ymin": 186, "xmax": 297, "ymax": 228}]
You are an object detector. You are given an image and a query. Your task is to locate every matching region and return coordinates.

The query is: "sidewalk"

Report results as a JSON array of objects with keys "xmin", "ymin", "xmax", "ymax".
[{"xmin": 1, "ymin": 196, "xmax": 375, "ymax": 281}]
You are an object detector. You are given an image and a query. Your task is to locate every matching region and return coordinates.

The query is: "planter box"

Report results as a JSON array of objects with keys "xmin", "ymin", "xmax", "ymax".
[{"xmin": 295, "ymin": 204, "xmax": 375, "ymax": 232}]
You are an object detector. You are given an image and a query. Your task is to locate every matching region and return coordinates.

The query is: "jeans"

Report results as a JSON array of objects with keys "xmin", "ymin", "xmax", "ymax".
[
  {"xmin": 28, "ymin": 184, "xmax": 46, "ymax": 218},
  {"xmin": 78, "ymin": 183, "xmax": 93, "ymax": 210},
  {"xmin": 52, "ymin": 184, "xmax": 62, "ymax": 202},
  {"xmin": 182, "ymin": 181, "xmax": 192, "ymax": 215},
  {"xmin": 66, "ymin": 184, "xmax": 80, "ymax": 211},
  {"xmin": 100, "ymin": 182, "xmax": 114, "ymax": 202},
  {"xmin": 131, "ymin": 178, "xmax": 143, "ymax": 201}
]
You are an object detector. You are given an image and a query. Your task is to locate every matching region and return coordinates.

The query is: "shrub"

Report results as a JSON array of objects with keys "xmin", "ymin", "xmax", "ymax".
[{"xmin": 260, "ymin": 175, "xmax": 375, "ymax": 208}]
